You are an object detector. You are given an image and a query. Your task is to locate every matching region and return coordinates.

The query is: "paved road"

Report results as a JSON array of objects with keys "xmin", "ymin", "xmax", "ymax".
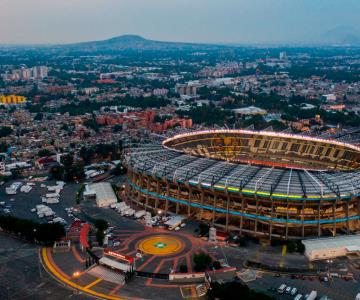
[{"xmin": 0, "ymin": 234, "xmax": 92, "ymax": 300}]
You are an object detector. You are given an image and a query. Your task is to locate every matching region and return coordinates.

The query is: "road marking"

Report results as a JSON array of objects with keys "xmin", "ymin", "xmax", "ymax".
[
  {"xmin": 35, "ymin": 282, "xmax": 46, "ymax": 289},
  {"xmin": 109, "ymin": 283, "xmax": 123, "ymax": 295},
  {"xmin": 84, "ymin": 278, "xmax": 103, "ymax": 290},
  {"xmin": 41, "ymin": 247, "xmax": 122, "ymax": 300},
  {"xmin": 185, "ymin": 254, "xmax": 192, "ymax": 273},
  {"xmin": 136, "ymin": 255, "xmax": 156, "ymax": 271},
  {"xmin": 282, "ymin": 245, "xmax": 287, "ymax": 257},
  {"xmin": 71, "ymin": 246, "xmax": 86, "ymax": 264}
]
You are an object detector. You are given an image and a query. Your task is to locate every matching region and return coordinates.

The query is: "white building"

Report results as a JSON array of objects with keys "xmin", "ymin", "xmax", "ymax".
[
  {"xmin": 302, "ymin": 235, "xmax": 360, "ymax": 261},
  {"xmin": 322, "ymin": 93, "xmax": 337, "ymax": 102},
  {"xmin": 84, "ymin": 182, "xmax": 118, "ymax": 207},
  {"xmin": 232, "ymin": 106, "xmax": 267, "ymax": 116}
]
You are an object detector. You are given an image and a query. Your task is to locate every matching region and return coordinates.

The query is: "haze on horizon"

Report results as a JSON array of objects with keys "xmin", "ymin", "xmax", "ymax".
[{"xmin": 1, "ymin": 0, "xmax": 360, "ymax": 45}]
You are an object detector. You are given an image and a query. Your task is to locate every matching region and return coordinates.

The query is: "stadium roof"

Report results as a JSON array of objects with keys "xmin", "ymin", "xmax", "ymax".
[{"xmin": 125, "ymin": 143, "xmax": 360, "ymax": 200}]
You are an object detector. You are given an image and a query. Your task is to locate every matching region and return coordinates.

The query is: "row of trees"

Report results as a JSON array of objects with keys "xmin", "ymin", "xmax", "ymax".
[
  {"xmin": 79, "ymin": 142, "xmax": 123, "ymax": 164},
  {"xmin": 208, "ymin": 281, "xmax": 274, "ymax": 300},
  {"xmin": 0, "ymin": 215, "xmax": 65, "ymax": 245},
  {"xmin": 94, "ymin": 219, "xmax": 108, "ymax": 246}
]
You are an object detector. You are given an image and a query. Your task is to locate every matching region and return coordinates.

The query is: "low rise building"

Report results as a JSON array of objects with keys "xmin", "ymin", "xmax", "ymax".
[
  {"xmin": 302, "ymin": 235, "xmax": 360, "ymax": 261},
  {"xmin": 84, "ymin": 182, "xmax": 117, "ymax": 207}
]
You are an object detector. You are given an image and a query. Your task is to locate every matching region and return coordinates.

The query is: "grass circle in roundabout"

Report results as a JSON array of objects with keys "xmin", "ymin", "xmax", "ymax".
[{"xmin": 137, "ymin": 235, "xmax": 184, "ymax": 256}]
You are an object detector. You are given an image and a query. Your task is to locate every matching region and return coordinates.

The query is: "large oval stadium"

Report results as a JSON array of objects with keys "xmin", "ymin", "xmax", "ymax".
[{"xmin": 124, "ymin": 130, "xmax": 360, "ymax": 239}]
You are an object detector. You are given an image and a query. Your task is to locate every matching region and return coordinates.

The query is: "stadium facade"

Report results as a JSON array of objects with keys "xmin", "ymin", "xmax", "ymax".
[{"xmin": 124, "ymin": 130, "xmax": 360, "ymax": 239}]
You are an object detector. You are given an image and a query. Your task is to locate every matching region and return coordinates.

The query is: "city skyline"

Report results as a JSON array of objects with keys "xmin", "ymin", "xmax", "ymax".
[{"xmin": 1, "ymin": 0, "xmax": 360, "ymax": 45}]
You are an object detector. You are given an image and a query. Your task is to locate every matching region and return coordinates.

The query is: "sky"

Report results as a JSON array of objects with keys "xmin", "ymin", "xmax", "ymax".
[{"xmin": 0, "ymin": 0, "xmax": 360, "ymax": 45}]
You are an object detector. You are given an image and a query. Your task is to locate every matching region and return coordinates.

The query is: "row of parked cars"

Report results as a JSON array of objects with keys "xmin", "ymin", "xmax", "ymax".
[{"xmin": 277, "ymin": 284, "xmax": 317, "ymax": 300}]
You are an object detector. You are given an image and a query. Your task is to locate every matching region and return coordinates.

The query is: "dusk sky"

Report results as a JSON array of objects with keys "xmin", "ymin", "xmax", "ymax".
[{"xmin": 1, "ymin": 0, "xmax": 360, "ymax": 44}]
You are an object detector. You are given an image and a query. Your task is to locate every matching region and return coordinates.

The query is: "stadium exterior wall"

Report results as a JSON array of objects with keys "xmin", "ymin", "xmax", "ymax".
[{"xmin": 126, "ymin": 168, "xmax": 360, "ymax": 240}]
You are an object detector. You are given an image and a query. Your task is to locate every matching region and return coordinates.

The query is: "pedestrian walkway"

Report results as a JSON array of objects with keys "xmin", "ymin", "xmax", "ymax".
[{"xmin": 87, "ymin": 265, "xmax": 125, "ymax": 285}]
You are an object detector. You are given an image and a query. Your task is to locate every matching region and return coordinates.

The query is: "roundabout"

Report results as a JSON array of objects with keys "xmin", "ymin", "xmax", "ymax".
[{"xmin": 137, "ymin": 235, "xmax": 184, "ymax": 256}]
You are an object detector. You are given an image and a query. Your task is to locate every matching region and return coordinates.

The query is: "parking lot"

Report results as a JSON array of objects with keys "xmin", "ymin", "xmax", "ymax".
[
  {"xmin": 0, "ymin": 179, "xmax": 81, "ymax": 225},
  {"xmin": 249, "ymin": 272, "xmax": 360, "ymax": 300}
]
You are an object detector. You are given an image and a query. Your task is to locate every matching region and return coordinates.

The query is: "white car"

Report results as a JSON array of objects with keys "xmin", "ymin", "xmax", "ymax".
[
  {"xmin": 174, "ymin": 226, "xmax": 180, "ymax": 231},
  {"xmin": 285, "ymin": 286, "xmax": 292, "ymax": 294},
  {"xmin": 294, "ymin": 294, "xmax": 303, "ymax": 300},
  {"xmin": 291, "ymin": 287, "xmax": 297, "ymax": 295}
]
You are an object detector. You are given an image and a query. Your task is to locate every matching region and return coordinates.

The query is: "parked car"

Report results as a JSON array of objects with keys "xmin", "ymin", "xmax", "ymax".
[
  {"xmin": 294, "ymin": 294, "xmax": 303, "ymax": 300},
  {"xmin": 291, "ymin": 287, "xmax": 298, "ymax": 295}
]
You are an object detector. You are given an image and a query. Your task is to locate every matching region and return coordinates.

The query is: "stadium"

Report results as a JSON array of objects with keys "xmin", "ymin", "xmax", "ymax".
[{"xmin": 124, "ymin": 129, "xmax": 360, "ymax": 239}]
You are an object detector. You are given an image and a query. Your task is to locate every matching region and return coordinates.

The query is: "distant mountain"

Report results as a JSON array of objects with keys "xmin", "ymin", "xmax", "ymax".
[
  {"xmin": 61, "ymin": 34, "xmax": 226, "ymax": 52},
  {"xmin": 322, "ymin": 26, "xmax": 360, "ymax": 45}
]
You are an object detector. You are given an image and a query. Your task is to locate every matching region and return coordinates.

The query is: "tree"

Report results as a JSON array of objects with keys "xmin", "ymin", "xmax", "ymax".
[
  {"xmin": 193, "ymin": 252, "xmax": 212, "ymax": 272},
  {"xmin": 94, "ymin": 219, "xmax": 108, "ymax": 231},
  {"xmin": 49, "ymin": 165, "xmax": 65, "ymax": 180},
  {"xmin": 38, "ymin": 149, "xmax": 53, "ymax": 157},
  {"xmin": 198, "ymin": 223, "xmax": 209, "ymax": 236},
  {"xmin": 296, "ymin": 241, "xmax": 305, "ymax": 254},
  {"xmin": 212, "ymin": 261, "xmax": 221, "ymax": 270},
  {"xmin": 60, "ymin": 154, "xmax": 85, "ymax": 182},
  {"xmin": 0, "ymin": 142, "xmax": 8, "ymax": 153},
  {"xmin": 207, "ymin": 281, "xmax": 274, "ymax": 300},
  {"xmin": 83, "ymin": 118, "xmax": 100, "ymax": 132},
  {"xmin": 113, "ymin": 124, "xmax": 122, "ymax": 132},
  {"xmin": 34, "ymin": 112, "xmax": 43, "ymax": 121},
  {"xmin": 96, "ymin": 230, "xmax": 105, "ymax": 246},
  {"xmin": 79, "ymin": 146, "xmax": 94, "ymax": 164},
  {"xmin": 0, "ymin": 126, "xmax": 13, "ymax": 138},
  {"xmin": 0, "ymin": 215, "xmax": 65, "ymax": 245},
  {"xmin": 179, "ymin": 264, "xmax": 188, "ymax": 273},
  {"xmin": 94, "ymin": 219, "xmax": 108, "ymax": 247},
  {"xmin": 111, "ymin": 164, "xmax": 126, "ymax": 176}
]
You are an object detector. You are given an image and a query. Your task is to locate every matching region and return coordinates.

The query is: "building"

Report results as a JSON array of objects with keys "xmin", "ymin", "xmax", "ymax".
[
  {"xmin": 232, "ymin": 106, "xmax": 267, "ymax": 116},
  {"xmin": 32, "ymin": 66, "xmax": 49, "ymax": 79},
  {"xmin": 302, "ymin": 235, "xmax": 360, "ymax": 261},
  {"xmin": 84, "ymin": 182, "xmax": 118, "ymax": 207},
  {"xmin": 175, "ymin": 83, "xmax": 198, "ymax": 96},
  {"xmin": 279, "ymin": 51, "xmax": 287, "ymax": 60},
  {"xmin": 0, "ymin": 95, "xmax": 26, "ymax": 105},
  {"xmin": 322, "ymin": 94, "xmax": 337, "ymax": 102},
  {"xmin": 124, "ymin": 129, "xmax": 360, "ymax": 240}
]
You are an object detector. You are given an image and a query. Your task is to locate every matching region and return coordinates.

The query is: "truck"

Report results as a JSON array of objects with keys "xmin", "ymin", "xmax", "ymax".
[
  {"xmin": 165, "ymin": 216, "xmax": 185, "ymax": 231},
  {"xmin": 5, "ymin": 182, "xmax": 22, "ymax": 195},
  {"xmin": 134, "ymin": 210, "xmax": 146, "ymax": 219},
  {"xmin": 125, "ymin": 209, "xmax": 135, "ymax": 217},
  {"xmin": 306, "ymin": 291, "xmax": 317, "ymax": 300}
]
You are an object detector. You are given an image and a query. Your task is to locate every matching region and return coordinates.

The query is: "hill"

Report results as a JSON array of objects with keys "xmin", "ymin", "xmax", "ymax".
[{"xmin": 62, "ymin": 34, "xmax": 226, "ymax": 52}]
